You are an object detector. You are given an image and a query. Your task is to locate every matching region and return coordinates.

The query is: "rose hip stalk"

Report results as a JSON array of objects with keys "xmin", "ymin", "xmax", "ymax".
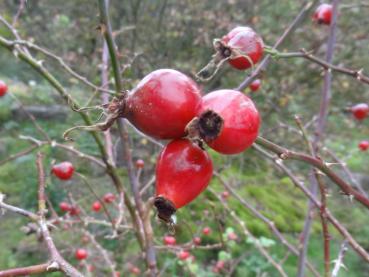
[
  {"xmin": 197, "ymin": 26, "xmax": 264, "ymax": 80},
  {"xmin": 154, "ymin": 139, "xmax": 213, "ymax": 222},
  {"xmin": 63, "ymin": 69, "xmax": 202, "ymax": 140}
]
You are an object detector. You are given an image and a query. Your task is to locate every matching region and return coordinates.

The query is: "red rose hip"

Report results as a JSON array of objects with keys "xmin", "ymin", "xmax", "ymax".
[
  {"xmin": 135, "ymin": 159, "xmax": 145, "ymax": 169},
  {"xmin": 154, "ymin": 139, "xmax": 213, "ymax": 222},
  {"xmin": 177, "ymin": 251, "xmax": 190, "ymax": 260},
  {"xmin": 52, "ymin": 161, "xmax": 74, "ymax": 180},
  {"xmin": 359, "ymin": 140, "xmax": 369, "ymax": 151},
  {"xmin": 75, "ymin": 248, "xmax": 88, "ymax": 260},
  {"xmin": 313, "ymin": 4, "xmax": 332, "ymax": 25},
  {"xmin": 70, "ymin": 206, "xmax": 80, "ymax": 216},
  {"xmin": 59, "ymin": 202, "xmax": 71, "ymax": 212},
  {"xmin": 103, "ymin": 193, "xmax": 116, "ymax": 203},
  {"xmin": 129, "ymin": 267, "xmax": 140, "ymax": 275},
  {"xmin": 351, "ymin": 103, "xmax": 369, "ymax": 120},
  {"xmin": 249, "ymin": 79, "xmax": 261, "ymax": 92},
  {"xmin": 221, "ymin": 26, "xmax": 264, "ymax": 70},
  {"xmin": 202, "ymin": 227, "xmax": 211, "ymax": 235},
  {"xmin": 125, "ymin": 69, "xmax": 202, "ymax": 139},
  {"xmin": 92, "ymin": 201, "xmax": 102, "ymax": 212},
  {"xmin": 0, "ymin": 80, "xmax": 8, "ymax": 97},
  {"xmin": 193, "ymin": 237, "xmax": 201, "ymax": 245},
  {"xmin": 163, "ymin": 235, "xmax": 176, "ymax": 246},
  {"xmin": 198, "ymin": 89, "xmax": 260, "ymax": 154}
]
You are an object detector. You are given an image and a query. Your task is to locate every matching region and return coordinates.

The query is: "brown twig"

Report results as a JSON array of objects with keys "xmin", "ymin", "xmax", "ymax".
[
  {"xmin": 0, "ymin": 263, "xmax": 57, "ymax": 277},
  {"xmin": 12, "ymin": 0, "xmax": 26, "ymax": 27},
  {"xmin": 253, "ymin": 144, "xmax": 369, "ymax": 263},
  {"xmin": 209, "ymin": 188, "xmax": 288, "ymax": 277},
  {"xmin": 76, "ymin": 173, "xmax": 116, "ymax": 229},
  {"xmin": 8, "ymin": 89, "xmax": 50, "ymax": 142},
  {"xmin": 82, "ymin": 230, "xmax": 116, "ymax": 276},
  {"xmin": 9, "ymin": 39, "xmax": 115, "ymax": 94},
  {"xmin": 267, "ymin": 48, "xmax": 369, "ymax": 86},
  {"xmin": 213, "ymin": 171, "xmax": 320, "ymax": 277},
  {"xmin": 0, "ymin": 144, "xmax": 39, "ymax": 166},
  {"xmin": 18, "ymin": 135, "xmax": 106, "ymax": 168},
  {"xmin": 255, "ymin": 136, "xmax": 369, "ymax": 210}
]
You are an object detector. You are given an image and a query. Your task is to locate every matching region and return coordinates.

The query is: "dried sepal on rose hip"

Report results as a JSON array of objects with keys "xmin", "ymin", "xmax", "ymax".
[
  {"xmin": 187, "ymin": 89, "xmax": 260, "ymax": 155},
  {"xmin": 154, "ymin": 139, "xmax": 213, "ymax": 223},
  {"xmin": 63, "ymin": 69, "xmax": 202, "ymax": 140},
  {"xmin": 196, "ymin": 26, "xmax": 264, "ymax": 81}
]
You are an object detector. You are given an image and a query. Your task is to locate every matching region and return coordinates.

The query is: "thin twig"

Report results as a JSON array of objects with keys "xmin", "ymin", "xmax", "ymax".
[
  {"xmin": 213, "ymin": 172, "xmax": 320, "ymax": 277},
  {"xmin": 209, "ymin": 188, "xmax": 288, "ymax": 277},
  {"xmin": 253, "ymin": 144, "xmax": 369, "ymax": 263},
  {"xmin": 255, "ymin": 136, "xmax": 369, "ymax": 209}
]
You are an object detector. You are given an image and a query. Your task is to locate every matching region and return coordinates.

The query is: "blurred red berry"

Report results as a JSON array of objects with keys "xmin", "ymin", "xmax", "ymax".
[
  {"xmin": 92, "ymin": 201, "xmax": 102, "ymax": 212},
  {"xmin": 249, "ymin": 79, "xmax": 261, "ymax": 92},
  {"xmin": 130, "ymin": 267, "xmax": 140, "ymax": 275},
  {"xmin": 203, "ymin": 227, "xmax": 211, "ymax": 235},
  {"xmin": 178, "ymin": 251, "xmax": 190, "ymax": 260},
  {"xmin": 312, "ymin": 4, "xmax": 332, "ymax": 25},
  {"xmin": 103, "ymin": 193, "xmax": 116, "ymax": 203},
  {"xmin": 216, "ymin": 260, "xmax": 225, "ymax": 270},
  {"xmin": 0, "ymin": 80, "xmax": 8, "ymax": 97},
  {"xmin": 359, "ymin": 140, "xmax": 369, "ymax": 151},
  {"xmin": 135, "ymin": 159, "xmax": 145, "ymax": 169},
  {"xmin": 52, "ymin": 161, "xmax": 74, "ymax": 180},
  {"xmin": 75, "ymin": 248, "xmax": 88, "ymax": 260},
  {"xmin": 221, "ymin": 191, "xmax": 230, "ymax": 200},
  {"xmin": 351, "ymin": 103, "xmax": 369, "ymax": 120},
  {"xmin": 70, "ymin": 206, "xmax": 80, "ymax": 216},
  {"xmin": 163, "ymin": 235, "xmax": 176, "ymax": 246},
  {"xmin": 193, "ymin": 237, "xmax": 201, "ymax": 245},
  {"xmin": 59, "ymin": 202, "xmax": 71, "ymax": 212},
  {"xmin": 228, "ymin": 232, "xmax": 238, "ymax": 241}
]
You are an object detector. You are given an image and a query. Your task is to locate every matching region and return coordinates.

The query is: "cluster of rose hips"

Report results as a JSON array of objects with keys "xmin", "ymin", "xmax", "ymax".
[{"xmin": 120, "ymin": 26, "xmax": 264, "ymax": 223}]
